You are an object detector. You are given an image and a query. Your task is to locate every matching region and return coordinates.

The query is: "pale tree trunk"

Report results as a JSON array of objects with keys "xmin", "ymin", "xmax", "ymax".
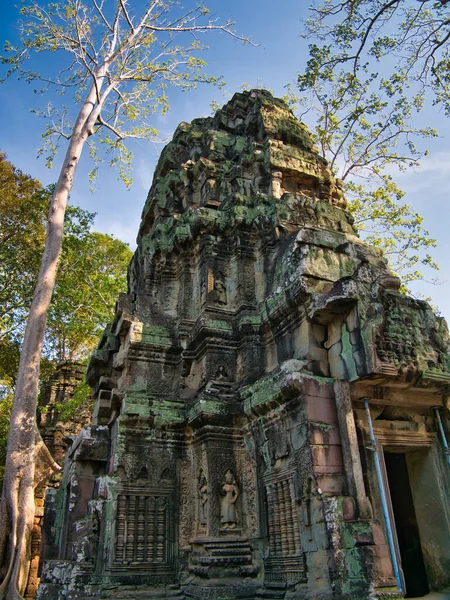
[{"xmin": 0, "ymin": 89, "xmax": 97, "ymax": 599}]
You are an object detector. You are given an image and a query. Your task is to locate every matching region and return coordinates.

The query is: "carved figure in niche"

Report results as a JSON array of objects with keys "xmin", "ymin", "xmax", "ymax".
[
  {"xmin": 136, "ymin": 466, "xmax": 149, "ymax": 481},
  {"xmin": 271, "ymin": 170, "xmax": 283, "ymax": 199},
  {"xmin": 221, "ymin": 470, "xmax": 239, "ymax": 529},
  {"xmin": 215, "ymin": 364, "xmax": 228, "ymax": 380},
  {"xmin": 198, "ymin": 471, "xmax": 208, "ymax": 527},
  {"xmin": 160, "ymin": 468, "xmax": 171, "ymax": 483},
  {"xmin": 214, "ymin": 274, "xmax": 227, "ymax": 305},
  {"xmin": 207, "ymin": 268, "xmax": 215, "ymax": 294}
]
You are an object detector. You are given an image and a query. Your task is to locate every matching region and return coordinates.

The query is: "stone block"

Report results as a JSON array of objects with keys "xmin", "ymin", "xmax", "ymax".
[
  {"xmin": 305, "ymin": 397, "xmax": 338, "ymax": 424},
  {"xmin": 316, "ymin": 473, "xmax": 345, "ymax": 494},
  {"xmin": 302, "ymin": 377, "xmax": 335, "ymax": 400},
  {"xmin": 313, "ymin": 464, "xmax": 343, "ymax": 474},
  {"xmin": 371, "ymin": 522, "xmax": 387, "ymax": 546},
  {"xmin": 311, "ymin": 444, "xmax": 343, "ymax": 468},
  {"xmin": 312, "ymin": 360, "xmax": 330, "ymax": 377},
  {"xmin": 329, "ymin": 356, "xmax": 347, "ymax": 380},
  {"xmin": 345, "ymin": 307, "xmax": 359, "ymax": 332},
  {"xmin": 293, "ymin": 320, "xmax": 312, "ymax": 359},
  {"xmin": 312, "ymin": 323, "xmax": 327, "ymax": 343},
  {"xmin": 304, "ymin": 548, "xmax": 333, "ymax": 590},
  {"xmin": 328, "ymin": 344, "xmax": 342, "ymax": 366},
  {"xmin": 363, "ymin": 544, "xmax": 395, "ymax": 585},
  {"xmin": 342, "ymin": 497, "xmax": 356, "ymax": 521},
  {"xmin": 306, "ymin": 347, "xmax": 328, "ymax": 362},
  {"xmin": 349, "ymin": 330, "xmax": 361, "ymax": 346},
  {"xmin": 309, "ymin": 422, "xmax": 341, "ymax": 445},
  {"xmin": 341, "ymin": 547, "xmax": 366, "ymax": 580},
  {"xmin": 325, "ymin": 319, "xmax": 343, "ymax": 349}
]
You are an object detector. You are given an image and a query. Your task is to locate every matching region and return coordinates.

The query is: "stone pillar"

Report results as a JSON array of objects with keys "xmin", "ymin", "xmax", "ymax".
[{"xmin": 333, "ymin": 380, "xmax": 372, "ymax": 519}]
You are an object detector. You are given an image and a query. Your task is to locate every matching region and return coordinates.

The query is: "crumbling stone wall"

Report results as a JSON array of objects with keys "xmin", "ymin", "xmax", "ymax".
[
  {"xmin": 36, "ymin": 90, "xmax": 450, "ymax": 600},
  {"xmin": 24, "ymin": 363, "xmax": 89, "ymax": 599}
]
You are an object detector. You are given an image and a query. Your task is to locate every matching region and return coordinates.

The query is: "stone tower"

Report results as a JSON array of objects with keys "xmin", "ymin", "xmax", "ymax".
[{"xmin": 38, "ymin": 90, "xmax": 450, "ymax": 600}]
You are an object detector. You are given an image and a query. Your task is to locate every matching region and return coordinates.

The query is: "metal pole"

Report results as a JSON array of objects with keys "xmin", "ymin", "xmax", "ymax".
[
  {"xmin": 363, "ymin": 398, "xmax": 403, "ymax": 594},
  {"xmin": 433, "ymin": 406, "xmax": 450, "ymax": 468}
]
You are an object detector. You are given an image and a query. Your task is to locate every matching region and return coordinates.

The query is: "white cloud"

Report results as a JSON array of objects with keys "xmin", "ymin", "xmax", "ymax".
[
  {"xmin": 409, "ymin": 151, "xmax": 450, "ymax": 175},
  {"xmin": 136, "ymin": 162, "xmax": 155, "ymax": 193}
]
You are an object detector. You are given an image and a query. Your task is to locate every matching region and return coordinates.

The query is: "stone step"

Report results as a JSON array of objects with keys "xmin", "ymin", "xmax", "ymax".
[
  {"xmin": 209, "ymin": 548, "xmax": 251, "ymax": 556},
  {"xmin": 203, "ymin": 541, "xmax": 249, "ymax": 550},
  {"xmin": 105, "ymin": 585, "xmax": 184, "ymax": 599},
  {"xmin": 193, "ymin": 556, "xmax": 252, "ymax": 566},
  {"xmin": 255, "ymin": 590, "xmax": 286, "ymax": 599}
]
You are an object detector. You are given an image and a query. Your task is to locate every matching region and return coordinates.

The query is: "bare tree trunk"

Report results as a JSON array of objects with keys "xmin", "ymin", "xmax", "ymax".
[{"xmin": 0, "ymin": 100, "xmax": 93, "ymax": 599}]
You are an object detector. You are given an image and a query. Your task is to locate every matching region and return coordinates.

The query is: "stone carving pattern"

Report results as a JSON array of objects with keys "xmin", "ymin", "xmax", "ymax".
[
  {"xmin": 265, "ymin": 477, "xmax": 305, "ymax": 584},
  {"xmin": 179, "ymin": 461, "xmax": 192, "ymax": 548},
  {"xmin": 114, "ymin": 493, "xmax": 171, "ymax": 566},
  {"xmin": 198, "ymin": 471, "xmax": 208, "ymax": 528},
  {"xmin": 220, "ymin": 470, "xmax": 239, "ymax": 529},
  {"xmin": 241, "ymin": 451, "xmax": 258, "ymax": 537},
  {"xmin": 376, "ymin": 295, "xmax": 417, "ymax": 368}
]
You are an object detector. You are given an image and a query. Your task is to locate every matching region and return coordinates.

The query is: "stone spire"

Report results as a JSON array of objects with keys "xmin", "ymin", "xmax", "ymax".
[
  {"xmin": 130, "ymin": 89, "xmax": 350, "ymax": 292},
  {"xmin": 37, "ymin": 91, "xmax": 450, "ymax": 600}
]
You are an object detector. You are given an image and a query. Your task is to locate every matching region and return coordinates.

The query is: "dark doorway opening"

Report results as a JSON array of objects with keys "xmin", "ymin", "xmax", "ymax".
[{"xmin": 384, "ymin": 452, "xmax": 429, "ymax": 598}]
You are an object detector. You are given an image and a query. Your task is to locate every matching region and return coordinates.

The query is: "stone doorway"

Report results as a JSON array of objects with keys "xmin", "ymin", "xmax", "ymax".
[{"xmin": 384, "ymin": 451, "xmax": 429, "ymax": 598}]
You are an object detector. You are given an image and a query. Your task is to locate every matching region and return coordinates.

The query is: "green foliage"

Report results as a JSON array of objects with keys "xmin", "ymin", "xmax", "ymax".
[
  {"xmin": 1, "ymin": 0, "xmax": 251, "ymax": 187},
  {"xmin": 0, "ymin": 153, "xmax": 132, "ymax": 384},
  {"xmin": 53, "ymin": 379, "xmax": 92, "ymax": 421},
  {"xmin": 345, "ymin": 174, "xmax": 438, "ymax": 285},
  {"xmin": 297, "ymin": 0, "xmax": 447, "ymax": 284},
  {"xmin": 0, "ymin": 340, "xmax": 20, "ymax": 400},
  {"xmin": 47, "ymin": 230, "xmax": 132, "ymax": 360},
  {"xmin": 304, "ymin": 1, "xmax": 450, "ymax": 114},
  {"xmin": 0, "ymin": 153, "xmax": 47, "ymax": 341},
  {"xmin": 0, "ymin": 395, "xmax": 13, "ymax": 491}
]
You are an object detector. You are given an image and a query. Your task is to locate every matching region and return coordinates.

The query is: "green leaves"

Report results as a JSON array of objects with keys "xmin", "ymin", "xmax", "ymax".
[
  {"xmin": 0, "ymin": 153, "xmax": 47, "ymax": 341},
  {"xmin": 298, "ymin": 0, "xmax": 445, "ymax": 285},
  {"xmin": 53, "ymin": 379, "xmax": 91, "ymax": 421},
  {"xmin": 0, "ymin": 152, "xmax": 132, "ymax": 371},
  {"xmin": 46, "ymin": 229, "xmax": 132, "ymax": 361},
  {"xmin": 346, "ymin": 174, "xmax": 438, "ymax": 285},
  {"xmin": 1, "ymin": 0, "xmax": 251, "ymax": 188}
]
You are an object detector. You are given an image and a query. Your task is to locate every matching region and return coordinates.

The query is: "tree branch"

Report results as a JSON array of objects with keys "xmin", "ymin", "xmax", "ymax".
[{"xmin": 119, "ymin": 0, "xmax": 135, "ymax": 32}]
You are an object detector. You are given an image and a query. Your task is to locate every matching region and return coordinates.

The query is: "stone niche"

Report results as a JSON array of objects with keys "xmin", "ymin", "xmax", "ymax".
[{"xmin": 37, "ymin": 90, "xmax": 450, "ymax": 600}]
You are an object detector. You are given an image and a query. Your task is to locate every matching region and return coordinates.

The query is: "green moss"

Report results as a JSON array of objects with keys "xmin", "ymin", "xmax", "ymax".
[
  {"xmin": 310, "ymin": 421, "xmax": 334, "ymax": 432},
  {"xmin": 206, "ymin": 318, "xmax": 233, "ymax": 332},
  {"xmin": 152, "ymin": 399, "xmax": 185, "ymax": 427},
  {"xmin": 140, "ymin": 324, "xmax": 172, "ymax": 347}
]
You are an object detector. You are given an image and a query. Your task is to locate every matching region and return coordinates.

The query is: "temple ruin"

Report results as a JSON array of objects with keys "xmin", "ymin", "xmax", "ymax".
[{"xmin": 36, "ymin": 90, "xmax": 450, "ymax": 599}]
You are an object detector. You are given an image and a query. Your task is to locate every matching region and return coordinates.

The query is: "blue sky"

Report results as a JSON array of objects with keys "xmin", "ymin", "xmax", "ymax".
[{"xmin": 1, "ymin": 1, "xmax": 450, "ymax": 321}]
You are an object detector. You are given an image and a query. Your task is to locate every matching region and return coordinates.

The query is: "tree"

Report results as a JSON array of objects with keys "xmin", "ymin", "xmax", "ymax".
[
  {"xmin": 0, "ymin": 154, "xmax": 131, "ymax": 511},
  {"xmin": 0, "ymin": 397, "xmax": 13, "ymax": 495},
  {"xmin": 0, "ymin": 153, "xmax": 131, "ymax": 387},
  {"xmin": 46, "ymin": 230, "xmax": 132, "ymax": 361},
  {"xmin": 0, "ymin": 153, "xmax": 47, "ymax": 345},
  {"xmin": 296, "ymin": 0, "xmax": 450, "ymax": 284},
  {"xmin": 0, "ymin": 153, "xmax": 50, "ymax": 404},
  {"xmin": 0, "ymin": 2, "xmax": 250, "ymax": 597}
]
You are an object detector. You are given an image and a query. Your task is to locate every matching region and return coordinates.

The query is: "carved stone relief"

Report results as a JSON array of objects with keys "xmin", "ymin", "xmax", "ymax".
[{"xmin": 220, "ymin": 470, "xmax": 239, "ymax": 530}]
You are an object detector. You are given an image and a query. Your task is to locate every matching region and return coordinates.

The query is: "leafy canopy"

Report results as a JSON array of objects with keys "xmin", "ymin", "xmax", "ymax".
[
  {"xmin": 46, "ymin": 229, "xmax": 132, "ymax": 361},
  {"xmin": 0, "ymin": 153, "xmax": 132, "ymax": 393},
  {"xmin": 296, "ymin": 0, "xmax": 448, "ymax": 285},
  {"xmin": 0, "ymin": 153, "xmax": 46, "ymax": 342},
  {"xmin": 1, "ymin": 0, "xmax": 252, "ymax": 187}
]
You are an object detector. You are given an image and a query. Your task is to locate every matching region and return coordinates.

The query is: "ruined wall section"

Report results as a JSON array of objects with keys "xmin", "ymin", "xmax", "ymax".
[{"xmin": 37, "ymin": 90, "xmax": 450, "ymax": 600}]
